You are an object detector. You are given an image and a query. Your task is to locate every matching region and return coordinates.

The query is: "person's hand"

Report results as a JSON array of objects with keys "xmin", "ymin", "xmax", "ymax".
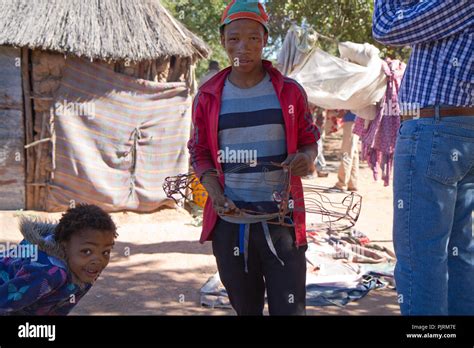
[
  {"xmin": 281, "ymin": 152, "xmax": 313, "ymax": 177},
  {"xmin": 211, "ymin": 193, "xmax": 240, "ymax": 216},
  {"xmin": 200, "ymin": 173, "xmax": 240, "ymax": 215}
]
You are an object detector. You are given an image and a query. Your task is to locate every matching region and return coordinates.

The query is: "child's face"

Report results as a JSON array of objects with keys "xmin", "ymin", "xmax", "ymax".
[{"xmin": 62, "ymin": 229, "xmax": 115, "ymax": 284}]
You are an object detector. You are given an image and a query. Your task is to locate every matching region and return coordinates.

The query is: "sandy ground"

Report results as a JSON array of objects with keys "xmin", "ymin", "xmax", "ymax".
[{"xmin": 0, "ymin": 132, "xmax": 400, "ymax": 315}]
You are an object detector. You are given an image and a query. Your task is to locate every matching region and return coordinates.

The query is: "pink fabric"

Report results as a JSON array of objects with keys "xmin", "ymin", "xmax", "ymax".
[{"xmin": 354, "ymin": 59, "xmax": 406, "ymax": 186}]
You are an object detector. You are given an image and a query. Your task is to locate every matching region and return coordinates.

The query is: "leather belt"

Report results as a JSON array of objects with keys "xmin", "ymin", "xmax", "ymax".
[{"xmin": 401, "ymin": 106, "xmax": 474, "ymax": 122}]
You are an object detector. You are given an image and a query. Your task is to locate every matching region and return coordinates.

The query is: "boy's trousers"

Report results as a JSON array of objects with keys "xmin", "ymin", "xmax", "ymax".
[{"xmin": 212, "ymin": 218, "xmax": 307, "ymax": 315}]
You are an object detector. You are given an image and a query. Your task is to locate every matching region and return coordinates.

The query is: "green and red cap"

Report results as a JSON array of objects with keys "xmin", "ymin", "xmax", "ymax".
[{"xmin": 220, "ymin": 0, "xmax": 269, "ymax": 33}]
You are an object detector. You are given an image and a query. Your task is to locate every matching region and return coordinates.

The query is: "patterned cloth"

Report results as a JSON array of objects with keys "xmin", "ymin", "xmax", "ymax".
[
  {"xmin": 47, "ymin": 57, "xmax": 192, "ymax": 212},
  {"xmin": 373, "ymin": 0, "xmax": 473, "ymax": 108},
  {"xmin": 354, "ymin": 59, "xmax": 406, "ymax": 186},
  {"xmin": 0, "ymin": 220, "xmax": 91, "ymax": 315}
]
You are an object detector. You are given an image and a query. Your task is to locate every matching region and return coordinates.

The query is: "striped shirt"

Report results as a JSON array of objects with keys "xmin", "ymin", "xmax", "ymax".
[
  {"xmin": 373, "ymin": 0, "xmax": 473, "ymax": 108},
  {"xmin": 218, "ymin": 73, "xmax": 287, "ymax": 223}
]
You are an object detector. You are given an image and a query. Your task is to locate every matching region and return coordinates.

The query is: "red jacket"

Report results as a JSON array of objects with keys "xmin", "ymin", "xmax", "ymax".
[{"xmin": 188, "ymin": 60, "xmax": 320, "ymax": 247}]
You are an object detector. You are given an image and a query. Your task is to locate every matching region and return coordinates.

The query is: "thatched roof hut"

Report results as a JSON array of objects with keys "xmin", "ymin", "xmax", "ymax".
[
  {"xmin": 0, "ymin": 0, "xmax": 210, "ymax": 211},
  {"xmin": 0, "ymin": 0, "xmax": 210, "ymax": 61}
]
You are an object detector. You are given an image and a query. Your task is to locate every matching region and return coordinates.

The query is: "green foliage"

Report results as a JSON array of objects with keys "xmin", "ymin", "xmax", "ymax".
[
  {"xmin": 162, "ymin": 0, "xmax": 411, "ymax": 80},
  {"xmin": 265, "ymin": 0, "xmax": 411, "ymax": 61},
  {"xmin": 162, "ymin": 0, "xmax": 229, "ymax": 79}
]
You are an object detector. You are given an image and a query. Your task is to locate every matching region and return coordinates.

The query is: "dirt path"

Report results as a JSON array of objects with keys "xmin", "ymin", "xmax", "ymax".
[{"xmin": 0, "ymin": 132, "xmax": 399, "ymax": 315}]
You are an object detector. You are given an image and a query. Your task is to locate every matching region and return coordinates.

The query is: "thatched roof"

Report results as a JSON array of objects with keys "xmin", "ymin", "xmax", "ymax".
[{"xmin": 0, "ymin": 0, "xmax": 210, "ymax": 61}]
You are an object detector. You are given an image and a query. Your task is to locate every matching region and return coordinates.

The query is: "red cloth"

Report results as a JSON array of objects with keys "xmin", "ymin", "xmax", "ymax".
[
  {"xmin": 326, "ymin": 110, "xmax": 345, "ymax": 134},
  {"xmin": 188, "ymin": 60, "xmax": 320, "ymax": 247}
]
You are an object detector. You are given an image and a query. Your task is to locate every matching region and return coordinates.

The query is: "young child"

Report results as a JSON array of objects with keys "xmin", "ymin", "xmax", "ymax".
[{"xmin": 0, "ymin": 204, "xmax": 117, "ymax": 315}]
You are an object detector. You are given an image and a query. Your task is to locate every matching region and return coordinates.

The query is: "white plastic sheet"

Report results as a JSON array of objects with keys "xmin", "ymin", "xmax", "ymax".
[{"xmin": 287, "ymin": 40, "xmax": 387, "ymax": 119}]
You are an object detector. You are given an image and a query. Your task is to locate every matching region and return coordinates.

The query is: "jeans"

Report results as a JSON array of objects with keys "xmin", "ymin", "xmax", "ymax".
[{"xmin": 393, "ymin": 114, "xmax": 474, "ymax": 315}]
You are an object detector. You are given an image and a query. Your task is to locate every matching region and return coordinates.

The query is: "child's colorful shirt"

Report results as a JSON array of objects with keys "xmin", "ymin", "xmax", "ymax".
[{"xmin": 0, "ymin": 220, "xmax": 92, "ymax": 315}]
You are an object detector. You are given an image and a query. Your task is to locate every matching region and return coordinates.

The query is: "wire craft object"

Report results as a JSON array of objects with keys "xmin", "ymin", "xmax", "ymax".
[{"xmin": 163, "ymin": 162, "xmax": 362, "ymax": 232}]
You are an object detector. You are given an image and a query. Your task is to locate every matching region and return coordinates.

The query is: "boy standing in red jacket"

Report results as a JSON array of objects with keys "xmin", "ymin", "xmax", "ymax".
[{"xmin": 188, "ymin": 0, "xmax": 319, "ymax": 315}]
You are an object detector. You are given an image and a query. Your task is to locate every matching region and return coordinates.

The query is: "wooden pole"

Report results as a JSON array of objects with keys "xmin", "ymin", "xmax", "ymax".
[
  {"xmin": 33, "ymin": 109, "xmax": 49, "ymax": 210},
  {"xmin": 21, "ymin": 48, "xmax": 35, "ymax": 210}
]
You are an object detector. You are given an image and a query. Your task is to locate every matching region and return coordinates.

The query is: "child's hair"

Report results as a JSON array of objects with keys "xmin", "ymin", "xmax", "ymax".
[{"xmin": 54, "ymin": 204, "xmax": 118, "ymax": 242}]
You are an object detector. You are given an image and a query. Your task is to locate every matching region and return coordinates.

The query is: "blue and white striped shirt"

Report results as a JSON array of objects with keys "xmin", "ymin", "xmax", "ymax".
[
  {"xmin": 373, "ymin": 0, "xmax": 473, "ymax": 108},
  {"xmin": 218, "ymin": 73, "xmax": 287, "ymax": 223}
]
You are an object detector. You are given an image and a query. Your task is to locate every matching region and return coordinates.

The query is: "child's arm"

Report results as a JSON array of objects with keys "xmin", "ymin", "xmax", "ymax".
[{"xmin": 0, "ymin": 265, "xmax": 67, "ymax": 314}]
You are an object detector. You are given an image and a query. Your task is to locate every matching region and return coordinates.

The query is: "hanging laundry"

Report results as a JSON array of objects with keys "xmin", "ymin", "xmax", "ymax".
[
  {"xmin": 353, "ymin": 58, "xmax": 406, "ymax": 186},
  {"xmin": 276, "ymin": 24, "xmax": 318, "ymax": 76}
]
